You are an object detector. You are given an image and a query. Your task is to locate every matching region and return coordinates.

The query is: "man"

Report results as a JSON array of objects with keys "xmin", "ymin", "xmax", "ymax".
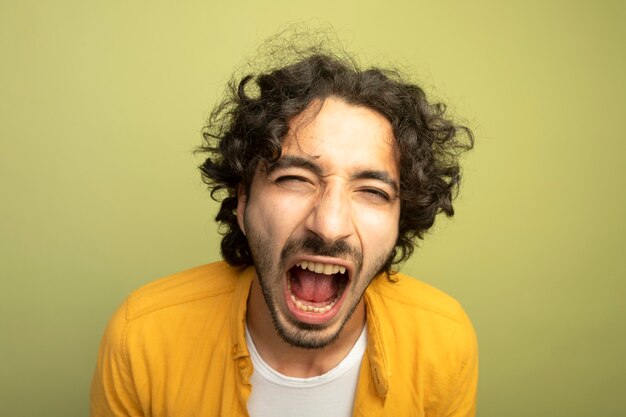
[{"xmin": 91, "ymin": 51, "xmax": 477, "ymax": 416}]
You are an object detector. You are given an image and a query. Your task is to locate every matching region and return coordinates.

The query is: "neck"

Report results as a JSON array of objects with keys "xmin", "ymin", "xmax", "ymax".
[{"xmin": 245, "ymin": 277, "xmax": 366, "ymax": 378}]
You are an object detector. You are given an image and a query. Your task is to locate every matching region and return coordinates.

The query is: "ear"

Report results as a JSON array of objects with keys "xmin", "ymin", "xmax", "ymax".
[{"xmin": 236, "ymin": 183, "xmax": 247, "ymax": 236}]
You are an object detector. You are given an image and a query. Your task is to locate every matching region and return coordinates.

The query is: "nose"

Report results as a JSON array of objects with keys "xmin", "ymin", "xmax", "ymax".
[{"xmin": 304, "ymin": 182, "xmax": 355, "ymax": 245}]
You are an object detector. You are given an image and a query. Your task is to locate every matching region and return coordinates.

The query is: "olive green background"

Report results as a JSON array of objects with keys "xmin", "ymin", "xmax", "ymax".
[{"xmin": 1, "ymin": 1, "xmax": 624, "ymax": 416}]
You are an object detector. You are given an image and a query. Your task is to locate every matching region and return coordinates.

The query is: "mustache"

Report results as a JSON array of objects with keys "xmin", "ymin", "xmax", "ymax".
[{"xmin": 280, "ymin": 235, "xmax": 362, "ymax": 264}]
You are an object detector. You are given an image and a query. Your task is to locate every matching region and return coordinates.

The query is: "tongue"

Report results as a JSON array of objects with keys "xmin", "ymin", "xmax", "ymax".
[{"xmin": 291, "ymin": 269, "xmax": 337, "ymax": 303}]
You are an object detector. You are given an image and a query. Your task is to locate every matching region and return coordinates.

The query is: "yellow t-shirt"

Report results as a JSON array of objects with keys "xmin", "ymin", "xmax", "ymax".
[{"xmin": 90, "ymin": 261, "xmax": 478, "ymax": 416}]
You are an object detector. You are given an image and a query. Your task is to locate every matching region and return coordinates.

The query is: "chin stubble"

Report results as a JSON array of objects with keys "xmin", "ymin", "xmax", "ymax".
[{"xmin": 244, "ymin": 217, "xmax": 394, "ymax": 349}]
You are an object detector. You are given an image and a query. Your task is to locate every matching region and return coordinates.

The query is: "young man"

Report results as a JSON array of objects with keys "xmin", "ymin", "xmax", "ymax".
[{"xmin": 91, "ymin": 53, "xmax": 477, "ymax": 416}]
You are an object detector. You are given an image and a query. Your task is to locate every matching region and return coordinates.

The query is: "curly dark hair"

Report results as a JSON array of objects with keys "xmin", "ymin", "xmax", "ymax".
[{"xmin": 198, "ymin": 52, "xmax": 473, "ymax": 272}]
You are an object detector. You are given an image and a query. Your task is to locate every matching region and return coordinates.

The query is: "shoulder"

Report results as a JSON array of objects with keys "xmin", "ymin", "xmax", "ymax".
[
  {"xmin": 367, "ymin": 272, "xmax": 470, "ymax": 326},
  {"xmin": 92, "ymin": 261, "xmax": 251, "ymax": 413},
  {"xmin": 99, "ymin": 261, "xmax": 251, "ymax": 359},
  {"xmin": 365, "ymin": 271, "xmax": 477, "ymax": 360},
  {"xmin": 365, "ymin": 273, "xmax": 479, "ymax": 413},
  {"xmin": 122, "ymin": 261, "xmax": 247, "ymax": 321},
  {"xmin": 365, "ymin": 272, "xmax": 478, "ymax": 391}
]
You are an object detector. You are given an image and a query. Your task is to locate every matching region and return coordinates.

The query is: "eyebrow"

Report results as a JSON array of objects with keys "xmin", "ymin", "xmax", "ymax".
[
  {"xmin": 351, "ymin": 170, "xmax": 399, "ymax": 193},
  {"xmin": 266, "ymin": 155, "xmax": 323, "ymax": 176},
  {"xmin": 267, "ymin": 155, "xmax": 399, "ymax": 193}
]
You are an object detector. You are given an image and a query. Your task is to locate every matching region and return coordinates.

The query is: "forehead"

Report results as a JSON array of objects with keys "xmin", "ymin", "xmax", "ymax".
[{"xmin": 281, "ymin": 97, "xmax": 399, "ymax": 177}]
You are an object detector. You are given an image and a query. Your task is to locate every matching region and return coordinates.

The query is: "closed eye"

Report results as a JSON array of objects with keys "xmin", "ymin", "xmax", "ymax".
[
  {"xmin": 275, "ymin": 175, "xmax": 311, "ymax": 184},
  {"xmin": 357, "ymin": 187, "xmax": 392, "ymax": 202},
  {"xmin": 273, "ymin": 175, "xmax": 316, "ymax": 193}
]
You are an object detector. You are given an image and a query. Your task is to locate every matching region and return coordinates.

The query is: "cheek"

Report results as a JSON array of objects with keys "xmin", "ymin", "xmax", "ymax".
[
  {"xmin": 247, "ymin": 193, "xmax": 310, "ymax": 240},
  {"xmin": 356, "ymin": 206, "xmax": 401, "ymax": 251}
]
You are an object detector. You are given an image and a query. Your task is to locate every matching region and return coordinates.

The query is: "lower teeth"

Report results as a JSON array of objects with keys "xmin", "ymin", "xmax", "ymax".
[
  {"xmin": 288, "ymin": 280, "xmax": 340, "ymax": 313},
  {"xmin": 290, "ymin": 294, "xmax": 338, "ymax": 313}
]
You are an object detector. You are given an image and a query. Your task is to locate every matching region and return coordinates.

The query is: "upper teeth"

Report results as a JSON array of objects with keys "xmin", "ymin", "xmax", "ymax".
[{"xmin": 295, "ymin": 261, "xmax": 346, "ymax": 275}]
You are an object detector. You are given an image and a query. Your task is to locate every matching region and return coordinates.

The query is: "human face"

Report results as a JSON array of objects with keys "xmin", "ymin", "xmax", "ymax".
[{"xmin": 238, "ymin": 97, "xmax": 401, "ymax": 349}]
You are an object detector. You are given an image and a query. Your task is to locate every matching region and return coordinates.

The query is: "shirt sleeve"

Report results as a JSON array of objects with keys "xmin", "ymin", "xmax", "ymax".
[
  {"xmin": 444, "ymin": 313, "xmax": 479, "ymax": 417},
  {"xmin": 90, "ymin": 300, "xmax": 144, "ymax": 417}
]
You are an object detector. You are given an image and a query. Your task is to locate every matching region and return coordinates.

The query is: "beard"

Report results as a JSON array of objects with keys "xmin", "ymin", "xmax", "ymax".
[{"xmin": 245, "ymin": 221, "xmax": 394, "ymax": 349}]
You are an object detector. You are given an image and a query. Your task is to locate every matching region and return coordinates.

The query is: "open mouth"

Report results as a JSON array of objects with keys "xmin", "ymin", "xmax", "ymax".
[{"xmin": 286, "ymin": 260, "xmax": 350, "ymax": 319}]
